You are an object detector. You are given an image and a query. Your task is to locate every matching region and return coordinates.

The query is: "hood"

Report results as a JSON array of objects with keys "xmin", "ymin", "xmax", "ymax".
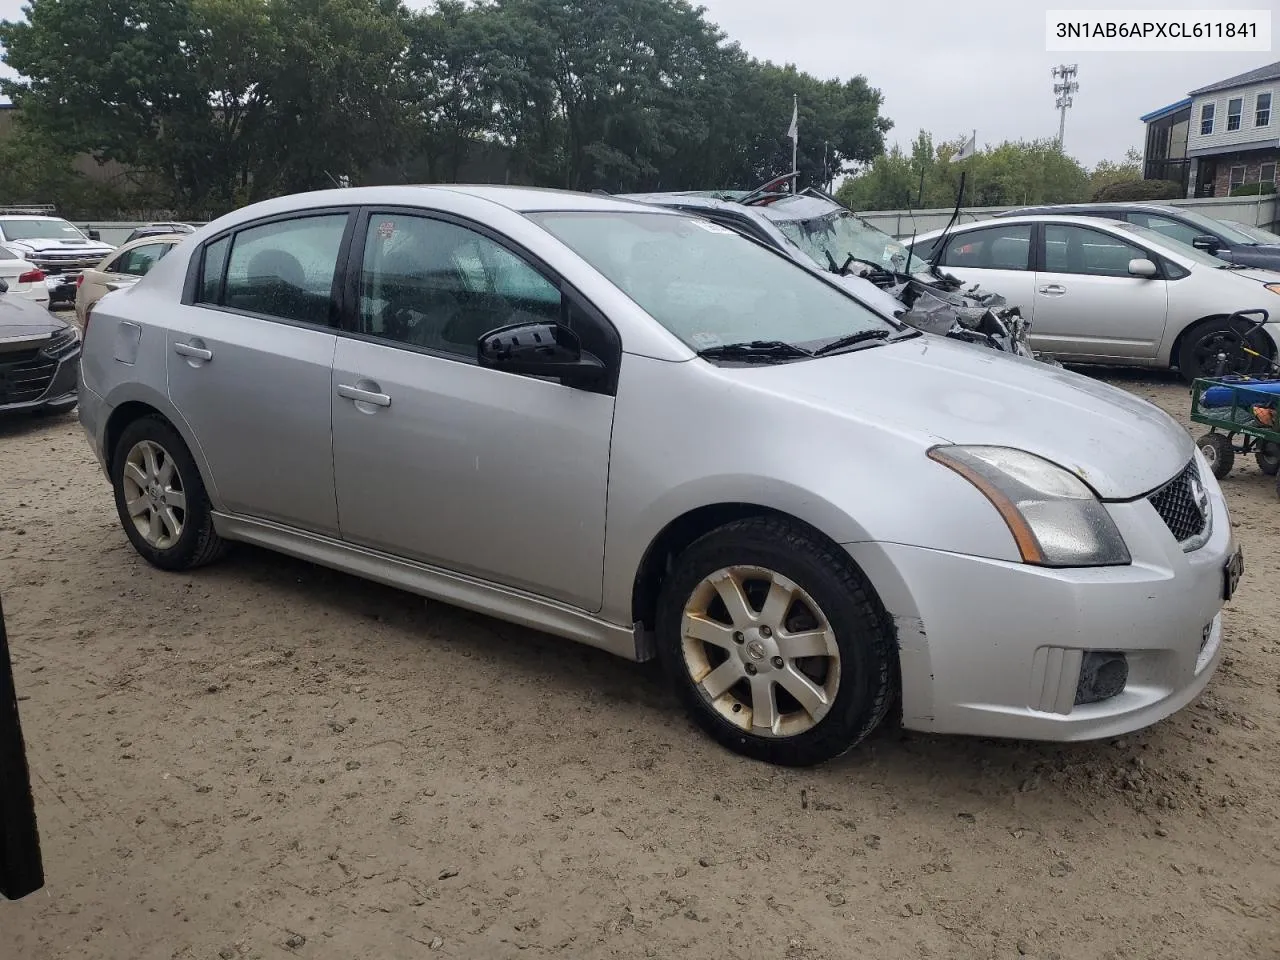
[
  {"xmin": 0, "ymin": 293, "xmax": 72, "ymax": 341},
  {"xmin": 1230, "ymin": 265, "xmax": 1280, "ymax": 284},
  {"xmin": 745, "ymin": 335, "xmax": 1192, "ymax": 499},
  {"xmin": 8, "ymin": 237, "xmax": 113, "ymax": 255},
  {"xmin": 833, "ymin": 274, "xmax": 906, "ymax": 318}
]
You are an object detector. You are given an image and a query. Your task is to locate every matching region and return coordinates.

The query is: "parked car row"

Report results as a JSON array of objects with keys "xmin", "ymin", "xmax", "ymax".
[
  {"xmin": 72, "ymin": 184, "xmax": 1241, "ymax": 767},
  {"xmin": 908, "ymin": 209, "xmax": 1280, "ymax": 381}
]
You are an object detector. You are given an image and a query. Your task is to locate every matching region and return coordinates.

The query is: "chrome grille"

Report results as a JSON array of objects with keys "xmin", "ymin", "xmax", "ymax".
[{"xmin": 1148, "ymin": 460, "xmax": 1208, "ymax": 545}]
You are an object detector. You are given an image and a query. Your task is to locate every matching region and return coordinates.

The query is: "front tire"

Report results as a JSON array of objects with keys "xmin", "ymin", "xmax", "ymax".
[
  {"xmin": 1178, "ymin": 316, "xmax": 1275, "ymax": 382},
  {"xmin": 1197, "ymin": 432, "xmax": 1235, "ymax": 479},
  {"xmin": 655, "ymin": 516, "xmax": 896, "ymax": 767},
  {"xmin": 111, "ymin": 416, "xmax": 228, "ymax": 571}
]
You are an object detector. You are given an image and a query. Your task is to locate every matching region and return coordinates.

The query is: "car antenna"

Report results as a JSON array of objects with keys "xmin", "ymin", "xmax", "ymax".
[{"xmin": 930, "ymin": 171, "xmax": 967, "ymax": 269}]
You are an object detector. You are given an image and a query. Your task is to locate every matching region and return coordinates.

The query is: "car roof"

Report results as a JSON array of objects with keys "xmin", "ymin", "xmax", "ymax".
[
  {"xmin": 0, "ymin": 214, "xmax": 68, "ymax": 221},
  {"xmin": 998, "ymin": 203, "xmax": 1183, "ymax": 216},
  {"xmin": 402, "ymin": 184, "xmax": 665, "ymax": 214},
  {"xmin": 912, "ymin": 213, "xmax": 1145, "ymax": 241}
]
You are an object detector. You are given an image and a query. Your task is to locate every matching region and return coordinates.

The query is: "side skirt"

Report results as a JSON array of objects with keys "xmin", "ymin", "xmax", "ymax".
[{"xmin": 211, "ymin": 512, "xmax": 646, "ymax": 662}]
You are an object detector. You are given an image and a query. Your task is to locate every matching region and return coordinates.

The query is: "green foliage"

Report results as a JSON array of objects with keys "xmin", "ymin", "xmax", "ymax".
[
  {"xmin": 1229, "ymin": 181, "xmax": 1277, "ymax": 197},
  {"xmin": 1, "ymin": 0, "xmax": 892, "ymax": 214},
  {"xmin": 1093, "ymin": 178, "xmax": 1183, "ymax": 202},
  {"xmin": 837, "ymin": 134, "xmax": 1150, "ymax": 211}
]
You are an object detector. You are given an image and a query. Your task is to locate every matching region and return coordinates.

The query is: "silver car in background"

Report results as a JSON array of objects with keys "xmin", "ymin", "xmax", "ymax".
[{"xmin": 78, "ymin": 186, "xmax": 1240, "ymax": 766}]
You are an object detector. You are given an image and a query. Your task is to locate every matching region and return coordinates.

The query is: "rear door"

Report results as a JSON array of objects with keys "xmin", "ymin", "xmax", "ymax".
[
  {"xmin": 166, "ymin": 211, "xmax": 352, "ymax": 535},
  {"xmin": 1031, "ymin": 223, "xmax": 1169, "ymax": 361},
  {"xmin": 931, "ymin": 223, "xmax": 1038, "ymax": 309}
]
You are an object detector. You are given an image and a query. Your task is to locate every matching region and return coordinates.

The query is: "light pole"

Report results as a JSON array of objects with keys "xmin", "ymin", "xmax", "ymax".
[{"xmin": 1052, "ymin": 64, "xmax": 1079, "ymax": 151}]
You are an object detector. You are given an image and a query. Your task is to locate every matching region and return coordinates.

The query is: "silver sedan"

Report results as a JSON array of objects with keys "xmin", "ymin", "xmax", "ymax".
[{"xmin": 77, "ymin": 186, "xmax": 1240, "ymax": 766}]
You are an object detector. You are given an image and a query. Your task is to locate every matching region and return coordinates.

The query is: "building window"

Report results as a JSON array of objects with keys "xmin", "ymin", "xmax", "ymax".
[
  {"xmin": 1261, "ymin": 162, "xmax": 1277, "ymax": 184},
  {"xmin": 1258, "ymin": 92, "xmax": 1273, "ymax": 127},
  {"xmin": 1226, "ymin": 98, "xmax": 1243, "ymax": 131},
  {"xmin": 1200, "ymin": 102, "xmax": 1215, "ymax": 135},
  {"xmin": 1229, "ymin": 165, "xmax": 1246, "ymax": 190}
]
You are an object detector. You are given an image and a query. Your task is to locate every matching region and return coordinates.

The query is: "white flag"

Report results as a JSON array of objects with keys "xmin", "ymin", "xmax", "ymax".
[
  {"xmin": 787, "ymin": 97, "xmax": 798, "ymax": 141},
  {"xmin": 955, "ymin": 130, "xmax": 976, "ymax": 160}
]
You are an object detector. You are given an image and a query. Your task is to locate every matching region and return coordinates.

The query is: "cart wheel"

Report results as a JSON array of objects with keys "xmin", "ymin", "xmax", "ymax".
[
  {"xmin": 1198, "ymin": 433, "xmax": 1235, "ymax": 479},
  {"xmin": 1256, "ymin": 442, "xmax": 1280, "ymax": 477}
]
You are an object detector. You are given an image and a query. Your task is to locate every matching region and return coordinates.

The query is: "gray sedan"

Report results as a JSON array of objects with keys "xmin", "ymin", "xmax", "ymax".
[{"xmin": 77, "ymin": 186, "xmax": 1238, "ymax": 766}]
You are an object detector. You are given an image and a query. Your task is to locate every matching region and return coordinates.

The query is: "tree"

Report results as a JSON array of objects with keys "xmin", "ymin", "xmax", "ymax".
[
  {"xmin": 1, "ymin": 0, "xmax": 408, "ymax": 213},
  {"xmin": 1088, "ymin": 146, "xmax": 1142, "ymax": 198}
]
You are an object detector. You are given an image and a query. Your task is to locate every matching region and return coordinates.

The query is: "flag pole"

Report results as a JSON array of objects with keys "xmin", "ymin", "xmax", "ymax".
[{"xmin": 792, "ymin": 95, "xmax": 799, "ymax": 193}]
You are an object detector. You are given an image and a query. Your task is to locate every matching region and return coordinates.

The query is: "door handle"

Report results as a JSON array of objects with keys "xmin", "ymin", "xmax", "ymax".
[
  {"xmin": 337, "ymin": 383, "xmax": 392, "ymax": 408},
  {"xmin": 1038, "ymin": 284, "xmax": 1067, "ymax": 296},
  {"xmin": 173, "ymin": 341, "xmax": 213, "ymax": 361}
]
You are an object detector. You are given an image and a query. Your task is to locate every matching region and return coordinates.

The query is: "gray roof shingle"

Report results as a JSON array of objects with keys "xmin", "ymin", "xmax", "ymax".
[{"xmin": 1189, "ymin": 60, "xmax": 1280, "ymax": 97}]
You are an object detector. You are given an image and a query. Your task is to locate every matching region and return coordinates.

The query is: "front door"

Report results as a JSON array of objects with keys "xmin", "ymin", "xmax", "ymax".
[
  {"xmin": 1031, "ymin": 222, "xmax": 1169, "ymax": 361},
  {"xmin": 932, "ymin": 222, "xmax": 1039, "ymax": 314},
  {"xmin": 330, "ymin": 210, "xmax": 618, "ymax": 611},
  {"xmin": 166, "ymin": 211, "xmax": 350, "ymax": 535}
]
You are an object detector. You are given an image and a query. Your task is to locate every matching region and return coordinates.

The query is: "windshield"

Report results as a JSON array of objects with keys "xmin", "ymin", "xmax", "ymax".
[
  {"xmin": 1170, "ymin": 209, "xmax": 1255, "ymax": 245},
  {"xmin": 772, "ymin": 209, "xmax": 930, "ymax": 276},
  {"xmin": 1113, "ymin": 221, "xmax": 1234, "ymax": 267},
  {"xmin": 1224, "ymin": 220, "xmax": 1280, "ymax": 244},
  {"xmin": 0, "ymin": 218, "xmax": 87, "ymax": 241},
  {"xmin": 530, "ymin": 211, "xmax": 897, "ymax": 354}
]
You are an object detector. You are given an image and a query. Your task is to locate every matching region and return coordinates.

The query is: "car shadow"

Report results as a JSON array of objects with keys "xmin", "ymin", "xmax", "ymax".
[{"xmin": 192, "ymin": 541, "xmax": 1188, "ymax": 821}]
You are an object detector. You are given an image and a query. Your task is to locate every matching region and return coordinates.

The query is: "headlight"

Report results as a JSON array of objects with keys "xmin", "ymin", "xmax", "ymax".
[
  {"xmin": 1265, "ymin": 283, "xmax": 1280, "ymax": 295},
  {"xmin": 928, "ymin": 445, "xmax": 1131, "ymax": 567},
  {"xmin": 39, "ymin": 327, "xmax": 80, "ymax": 358}
]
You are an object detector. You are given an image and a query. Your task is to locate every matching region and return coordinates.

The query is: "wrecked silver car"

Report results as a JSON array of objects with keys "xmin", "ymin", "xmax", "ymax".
[{"xmin": 623, "ymin": 178, "xmax": 1055, "ymax": 364}]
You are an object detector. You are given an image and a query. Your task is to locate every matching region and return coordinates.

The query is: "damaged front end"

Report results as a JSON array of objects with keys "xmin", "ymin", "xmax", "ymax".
[{"xmin": 750, "ymin": 181, "xmax": 1055, "ymax": 365}]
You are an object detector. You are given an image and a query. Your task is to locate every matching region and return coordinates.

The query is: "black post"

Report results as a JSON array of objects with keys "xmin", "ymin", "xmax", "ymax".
[{"xmin": 0, "ymin": 592, "xmax": 43, "ymax": 900}]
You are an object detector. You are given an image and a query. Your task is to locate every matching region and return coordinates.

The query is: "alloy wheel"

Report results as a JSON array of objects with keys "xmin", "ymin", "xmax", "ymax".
[
  {"xmin": 680, "ymin": 565, "xmax": 840, "ymax": 739},
  {"xmin": 122, "ymin": 439, "xmax": 186, "ymax": 550}
]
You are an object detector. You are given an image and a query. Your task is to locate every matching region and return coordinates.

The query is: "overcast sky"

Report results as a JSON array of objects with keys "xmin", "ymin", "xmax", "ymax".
[{"xmin": 1, "ymin": 0, "xmax": 1275, "ymax": 168}]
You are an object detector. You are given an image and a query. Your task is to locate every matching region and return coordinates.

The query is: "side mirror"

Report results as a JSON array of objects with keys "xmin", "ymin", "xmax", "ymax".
[
  {"xmin": 1191, "ymin": 235, "xmax": 1219, "ymax": 253},
  {"xmin": 87, "ymin": 229, "xmax": 101, "ymax": 241},
  {"xmin": 478, "ymin": 321, "xmax": 605, "ymax": 387},
  {"xmin": 1128, "ymin": 258, "xmax": 1159, "ymax": 279}
]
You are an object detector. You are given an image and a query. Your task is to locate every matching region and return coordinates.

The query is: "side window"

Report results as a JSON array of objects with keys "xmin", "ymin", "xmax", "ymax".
[
  {"xmin": 215, "ymin": 214, "xmax": 348, "ymax": 326},
  {"xmin": 1128, "ymin": 214, "xmax": 1202, "ymax": 248},
  {"xmin": 938, "ymin": 224, "xmax": 1032, "ymax": 271},
  {"xmin": 111, "ymin": 242, "xmax": 171, "ymax": 277},
  {"xmin": 199, "ymin": 236, "xmax": 230, "ymax": 303},
  {"xmin": 1043, "ymin": 225, "xmax": 1147, "ymax": 278},
  {"xmin": 356, "ymin": 213, "xmax": 563, "ymax": 357}
]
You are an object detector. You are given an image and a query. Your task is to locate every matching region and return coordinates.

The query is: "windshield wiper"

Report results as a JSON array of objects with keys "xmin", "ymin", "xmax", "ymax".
[
  {"xmin": 697, "ymin": 340, "xmax": 813, "ymax": 362},
  {"xmin": 812, "ymin": 329, "xmax": 890, "ymax": 357}
]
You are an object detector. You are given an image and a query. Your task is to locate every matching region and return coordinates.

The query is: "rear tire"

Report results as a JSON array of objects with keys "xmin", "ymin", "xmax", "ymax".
[
  {"xmin": 1256, "ymin": 442, "xmax": 1280, "ymax": 477},
  {"xmin": 655, "ymin": 516, "xmax": 896, "ymax": 767},
  {"xmin": 1197, "ymin": 432, "xmax": 1235, "ymax": 480},
  {"xmin": 111, "ymin": 416, "xmax": 229, "ymax": 571}
]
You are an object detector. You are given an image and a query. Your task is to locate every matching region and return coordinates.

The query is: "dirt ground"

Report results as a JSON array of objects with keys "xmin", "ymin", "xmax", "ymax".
[{"xmin": 2, "ymin": 369, "xmax": 1278, "ymax": 960}]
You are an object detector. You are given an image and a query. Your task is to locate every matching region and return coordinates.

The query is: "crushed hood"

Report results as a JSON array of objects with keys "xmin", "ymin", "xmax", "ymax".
[{"xmin": 747, "ymin": 335, "xmax": 1192, "ymax": 499}]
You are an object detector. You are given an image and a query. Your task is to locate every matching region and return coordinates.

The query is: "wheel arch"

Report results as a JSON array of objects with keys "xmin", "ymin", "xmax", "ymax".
[
  {"xmin": 629, "ymin": 502, "xmax": 881, "ymax": 633},
  {"xmin": 102, "ymin": 391, "xmax": 220, "ymax": 506}
]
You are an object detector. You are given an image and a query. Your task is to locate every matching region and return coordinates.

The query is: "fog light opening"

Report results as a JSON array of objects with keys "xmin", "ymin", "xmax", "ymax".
[{"xmin": 1075, "ymin": 651, "xmax": 1128, "ymax": 706}]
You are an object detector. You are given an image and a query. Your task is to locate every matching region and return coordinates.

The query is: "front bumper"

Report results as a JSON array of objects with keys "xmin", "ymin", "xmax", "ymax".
[
  {"xmin": 0, "ymin": 347, "xmax": 80, "ymax": 415},
  {"xmin": 44, "ymin": 275, "xmax": 80, "ymax": 304},
  {"xmin": 848, "ymin": 475, "xmax": 1234, "ymax": 742}
]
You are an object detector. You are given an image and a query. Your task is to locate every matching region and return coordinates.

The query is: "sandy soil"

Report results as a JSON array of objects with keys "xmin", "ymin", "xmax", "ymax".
[{"xmin": 2, "ymin": 371, "xmax": 1278, "ymax": 960}]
